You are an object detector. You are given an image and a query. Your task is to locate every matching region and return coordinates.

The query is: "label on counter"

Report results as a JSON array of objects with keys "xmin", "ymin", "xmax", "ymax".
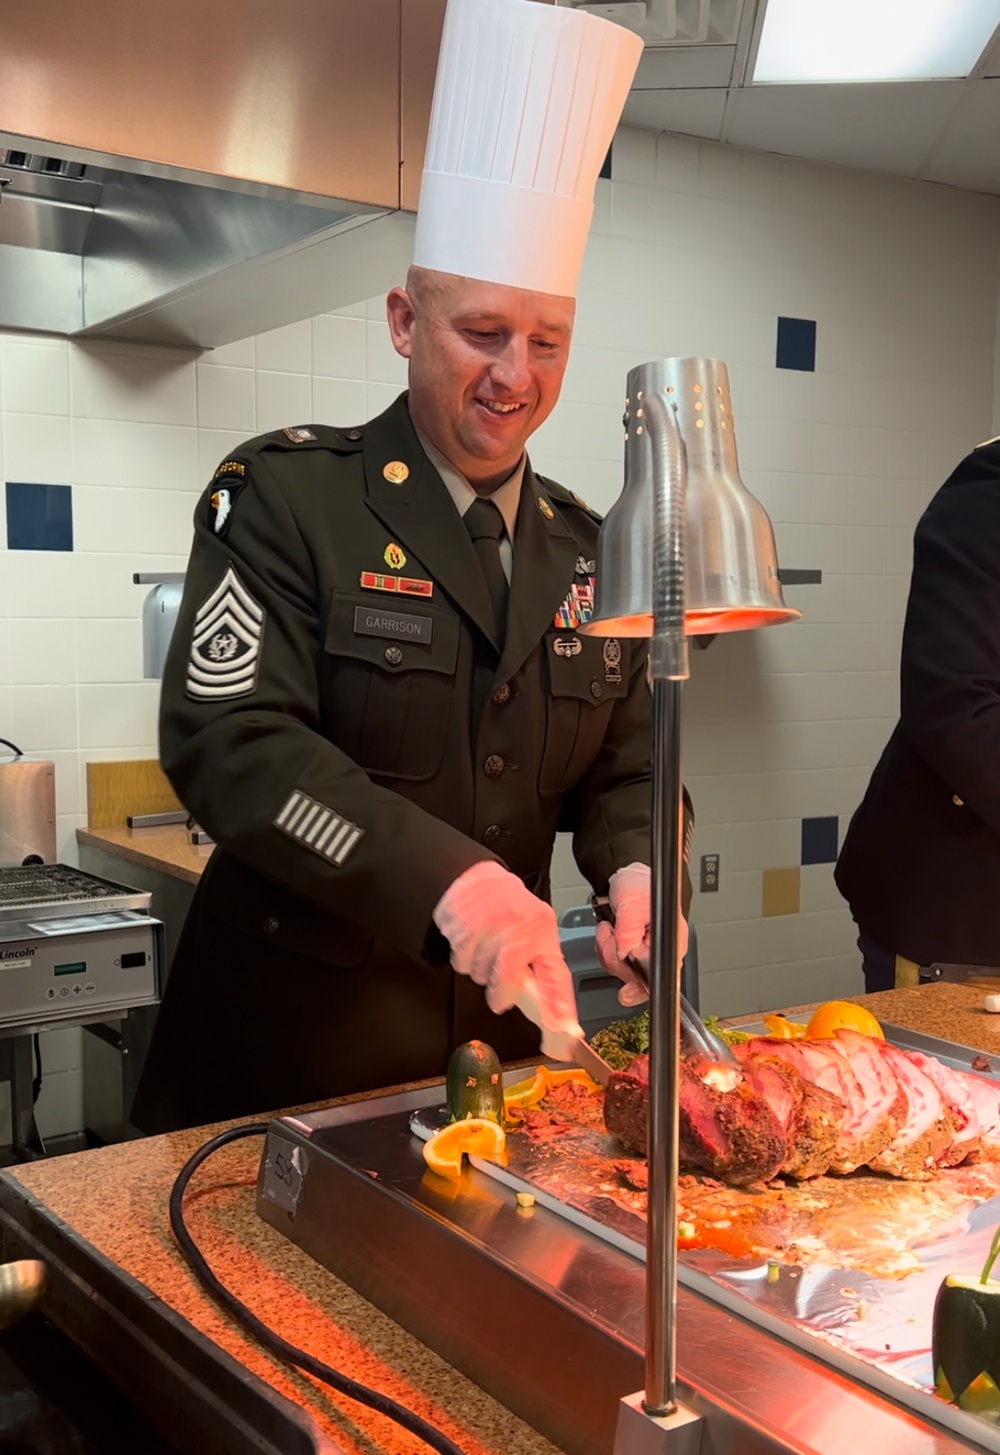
[
  {"xmin": 260, "ymin": 1134, "xmax": 307, "ymax": 1215},
  {"xmin": 0, "ymin": 953, "xmax": 31, "ymax": 970}
]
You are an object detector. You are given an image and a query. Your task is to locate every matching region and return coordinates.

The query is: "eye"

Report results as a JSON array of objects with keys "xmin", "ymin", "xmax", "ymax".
[{"xmin": 466, "ymin": 329, "xmax": 499, "ymax": 342}]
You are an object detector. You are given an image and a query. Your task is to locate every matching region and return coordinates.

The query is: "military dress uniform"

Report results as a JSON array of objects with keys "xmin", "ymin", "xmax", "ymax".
[
  {"xmin": 836, "ymin": 437, "xmax": 1000, "ymax": 973},
  {"xmin": 132, "ymin": 394, "xmax": 661, "ymax": 1132}
]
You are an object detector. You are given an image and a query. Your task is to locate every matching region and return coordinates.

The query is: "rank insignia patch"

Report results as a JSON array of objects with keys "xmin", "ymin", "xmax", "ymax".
[
  {"xmin": 384, "ymin": 542, "xmax": 407, "ymax": 570},
  {"xmin": 186, "ymin": 566, "xmax": 264, "ymax": 701},
  {"xmin": 603, "ymin": 637, "xmax": 622, "ymax": 685},
  {"xmin": 383, "ymin": 460, "xmax": 410, "ymax": 484},
  {"xmin": 360, "ymin": 571, "xmax": 433, "ymax": 598},
  {"xmin": 283, "ymin": 426, "xmax": 316, "ymax": 443},
  {"xmin": 553, "ymin": 636, "xmax": 582, "ymax": 657},
  {"xmin": 553, "ymin": 578, "xmax": 595, "ymax": 629}
]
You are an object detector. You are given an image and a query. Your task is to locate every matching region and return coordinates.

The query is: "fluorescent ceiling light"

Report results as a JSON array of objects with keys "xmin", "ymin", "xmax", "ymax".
[{"xmin": 753, "ymin": 0, "xmax": 1000, "ymax": 84}]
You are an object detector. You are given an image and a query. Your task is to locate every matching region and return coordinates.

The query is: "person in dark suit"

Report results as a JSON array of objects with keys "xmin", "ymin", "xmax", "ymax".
[
  {"xmin": 836, "ymin": 436, "xmax": 1000, "ymax": 990},
  {"xmin": 130, "ymin": 0, "xmax": 669, "ymax": 1132}
]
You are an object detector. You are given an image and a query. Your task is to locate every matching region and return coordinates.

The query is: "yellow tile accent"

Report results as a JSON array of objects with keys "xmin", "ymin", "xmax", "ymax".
[
  {"xmin": 86, "ymin": 760, "xmax": 183, "ymax": 828},
  {"xmin": 762, "ymin": 866, "xmax": 801, "ymax": 917}
]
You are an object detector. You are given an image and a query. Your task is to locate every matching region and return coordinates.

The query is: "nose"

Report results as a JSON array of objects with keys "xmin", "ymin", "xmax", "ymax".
[{"xmin": 490, "ymin": 335, "xmax": 532, "ymax": 393}]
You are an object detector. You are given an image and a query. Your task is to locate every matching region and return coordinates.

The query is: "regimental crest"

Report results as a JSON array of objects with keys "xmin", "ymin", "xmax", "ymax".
[
  {"xmin": 283, "ymin": 425, "xmax": 316, "ymax": 443},
  {"xmin": 553, "ymin": 577, "xmax": 595, "ymax": 630},
  {"xmin": 186, "ymin": 566, "xmax": 265, "ymax": 701}
]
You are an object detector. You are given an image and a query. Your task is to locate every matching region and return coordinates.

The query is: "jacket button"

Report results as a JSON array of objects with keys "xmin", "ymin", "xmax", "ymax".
[
  {"xmin": 484, "ymin": 754, "xmax": 505, "ymax": 778},
  {"xmin": 590, "ymin": 680, "xmax": 603, "ymax": 699},
  {"xmin": 482, "ymin": 824, "xmax": 503, "ymax": 846},
  {"xmin": 385, "ymin": 646, "xmax": 403, "ymax": 666},
  {"xmin": 953, "ymin": 794, "xmax": 964, "ymax": 807},
  {"xmin": 491, "ymin": 683, "xmax": 511, "ymax": 705},
  {"xmin": 263, "ymin": 917, "xmax": 279, "ymax": 934}
]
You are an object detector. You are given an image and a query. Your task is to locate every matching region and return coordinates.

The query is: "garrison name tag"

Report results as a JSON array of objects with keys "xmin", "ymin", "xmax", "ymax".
[{"xmin": 353, "ymin": 606, "xmax": 433, "ymax": 644}]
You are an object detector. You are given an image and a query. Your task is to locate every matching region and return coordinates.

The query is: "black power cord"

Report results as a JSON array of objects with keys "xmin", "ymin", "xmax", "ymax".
[
  {"xmin": 168, "ymin": 1123, "xmax": 469, "ymax": 1455},
  {"xmin": 0, "ymin": 738, "xmax": 24, "ymax": 758}
]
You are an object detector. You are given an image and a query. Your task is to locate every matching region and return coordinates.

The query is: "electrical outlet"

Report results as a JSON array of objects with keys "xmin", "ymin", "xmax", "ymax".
[{"xmin": 700, "ymin": 854, "xmax": 719, "ymax": 893}]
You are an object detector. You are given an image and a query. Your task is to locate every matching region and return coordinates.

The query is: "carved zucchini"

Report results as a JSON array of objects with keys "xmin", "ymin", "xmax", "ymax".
[
  {"xmin": 446, "ymin": 1040, "xmax": 505, "ymax": 1124},
  {"xmin": 933, "ymin": 1275, "xmax": 1000, "ymax": 1413}
]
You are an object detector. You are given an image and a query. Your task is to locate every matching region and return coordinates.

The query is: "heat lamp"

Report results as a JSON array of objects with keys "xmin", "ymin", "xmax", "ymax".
[{"xmin": 580, "ymin": 357, "xmax": 800, "ymax": 1452}]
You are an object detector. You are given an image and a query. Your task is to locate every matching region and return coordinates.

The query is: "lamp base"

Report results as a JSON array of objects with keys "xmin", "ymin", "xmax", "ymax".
[{"xmin": 613, "ymin": 1392, "xmax": 704, "ymax": 1455}]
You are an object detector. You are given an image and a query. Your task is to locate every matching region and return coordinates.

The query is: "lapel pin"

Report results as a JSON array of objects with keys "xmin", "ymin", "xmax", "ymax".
[
  {"xmin": 384, "ymin": 543, "xmax": 407, "ymax": 570},
  {"xmin": 537, "ymin": 496, "xmax": 554, "ymax": 520},
  {"xmin": 383, "ymin": 461, "xmax": 410, "ymax": 484}
]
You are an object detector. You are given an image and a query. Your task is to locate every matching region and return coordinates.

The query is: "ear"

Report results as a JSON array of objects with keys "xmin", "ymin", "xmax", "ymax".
[{"xmin": 386, "ymin": 286, "xmax": 416, "ymax": 359}]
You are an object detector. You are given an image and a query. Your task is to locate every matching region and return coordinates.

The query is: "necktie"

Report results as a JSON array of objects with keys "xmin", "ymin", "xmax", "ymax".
[{"xmin": 464, "ymin": 497, "xmax": 509, "ymax": 646}]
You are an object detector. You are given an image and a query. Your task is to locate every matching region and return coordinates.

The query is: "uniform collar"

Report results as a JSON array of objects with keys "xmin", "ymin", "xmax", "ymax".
[{"xmin": 413, "ymin": 424, "xmax": 525, "ymax": 543}]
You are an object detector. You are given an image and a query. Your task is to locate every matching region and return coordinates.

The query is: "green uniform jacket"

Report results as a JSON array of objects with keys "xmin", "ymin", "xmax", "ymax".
[{"xmin": 132, "ymin": 394, "xmax": 662, "ymax": 1132}]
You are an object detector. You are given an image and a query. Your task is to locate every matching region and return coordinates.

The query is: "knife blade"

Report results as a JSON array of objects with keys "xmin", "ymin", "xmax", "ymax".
[{"xmin": 511, "ymin": 983, "xmax": 615, "ymax": 1085}]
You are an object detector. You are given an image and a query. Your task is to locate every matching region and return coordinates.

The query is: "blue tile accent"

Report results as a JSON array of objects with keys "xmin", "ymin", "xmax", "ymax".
[
  {"xmin": 801, "ymin": 815, "xmax": 839, "ymax": 865},
  {"xmin": 776, "ymin": 316, "xmax": 817, "ymax": 372},
  {"xmin": 600, "ymin": 144, "xmax": 612, "ymax": 180},
  {"xmin": 5, "ymin": 482, "xmax": 74, "ymax": 552}
]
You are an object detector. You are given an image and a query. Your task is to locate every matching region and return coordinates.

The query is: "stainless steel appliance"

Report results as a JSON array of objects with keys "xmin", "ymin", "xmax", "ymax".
[
  {"xmin": 0, "ymin": 761, "xmax": 56, "ymax": 867},
  {"xmin": 0, "ymin": 865, "xmax": 163, "ymax": 1157}
]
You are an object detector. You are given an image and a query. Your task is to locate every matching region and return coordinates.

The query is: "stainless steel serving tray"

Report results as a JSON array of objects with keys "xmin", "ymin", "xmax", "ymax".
[{"xmin": 257, "ymin": 1028, "xmax": 1000, "ymax": 1455}]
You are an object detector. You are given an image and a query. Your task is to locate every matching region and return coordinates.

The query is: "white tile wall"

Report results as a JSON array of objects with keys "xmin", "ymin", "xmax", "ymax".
[{"xmin": 1, "ymin": 126, "xmax": 999, "ymax": 1140}]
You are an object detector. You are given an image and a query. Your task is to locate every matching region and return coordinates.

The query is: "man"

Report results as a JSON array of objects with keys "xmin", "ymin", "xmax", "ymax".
[
  {"xmin": 132, "ymin": 0, "xmax": 672, "ymax": 1133},
  {"xmin": 836, "ymin": 436, "xmax": 1000, "ymax": 990}
]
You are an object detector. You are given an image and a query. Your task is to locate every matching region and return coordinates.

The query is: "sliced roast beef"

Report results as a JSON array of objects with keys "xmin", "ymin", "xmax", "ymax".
[
  {"xmin": 866, "ymin": 1041, "xmax": 956, "ymax": 1179},
  {"xmin": 604, "ymin": 1053, "xmax": 787, "ymax": 1185},
  {"xmin": 745, "ymin": 1037, "xmax": 885, "ymax": 1173},
  {"xmin": 732, "ymin": 1047, "xmax": 844, "ymax": 1179},
  {"xmin": 676, "ymin": 1059, "xmax": 787, "ymax": 1186},
  {"xmin": 953, "ymin": 1072, "xmax": 1000, "ymax": 1162},
  {"xmin": 903, "ymin": 1050, "xmax": 980, "ymax": 1166}
]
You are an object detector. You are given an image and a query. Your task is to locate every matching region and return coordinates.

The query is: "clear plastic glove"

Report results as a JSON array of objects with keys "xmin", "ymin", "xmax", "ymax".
[
  {"xmin": 433, "ymin": 862, "xmax": 583, "ymax": 1057},
  {"xmin": 596, "ymin": 861, "xmax": 689, "ymax": 1006}
]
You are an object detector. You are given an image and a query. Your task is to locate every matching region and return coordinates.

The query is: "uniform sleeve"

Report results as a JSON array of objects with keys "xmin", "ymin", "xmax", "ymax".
[
  {"xmin": 560, "ymin": 642, "xmax": 695, "ymax": 916},
  {"xmin": 900, "ymin": 460, "xmax": 1000, "ymax": 837},
  {"xmin": 159, "ymin": 453, "xmax": 495, "ymax": 961}
]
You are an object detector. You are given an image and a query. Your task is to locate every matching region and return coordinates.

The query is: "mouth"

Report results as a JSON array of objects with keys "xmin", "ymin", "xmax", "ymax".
[{"xmin": 475, "ymin": 398, "xmax": 528, "ymax": 419}]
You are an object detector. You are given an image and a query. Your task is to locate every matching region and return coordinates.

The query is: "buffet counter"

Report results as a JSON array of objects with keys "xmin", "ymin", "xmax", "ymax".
[{"xmin": 0, "ymin": 985, "xmax": 995, "ymax": 1455}]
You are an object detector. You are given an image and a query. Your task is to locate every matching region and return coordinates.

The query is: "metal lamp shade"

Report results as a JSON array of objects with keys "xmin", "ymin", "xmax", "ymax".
[{"xmin": 581, "ymin": 357, "xmax": 801, "ymax": 637}]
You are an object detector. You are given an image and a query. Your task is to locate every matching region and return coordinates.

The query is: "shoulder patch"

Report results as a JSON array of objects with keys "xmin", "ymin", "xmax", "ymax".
[
  {"xmin": 185, "ymin": 566, "xmax": 265, "ymax": 701},
  {"xmin": 208, "ymin": 460, "xmax": 248, "ymax": 538}
]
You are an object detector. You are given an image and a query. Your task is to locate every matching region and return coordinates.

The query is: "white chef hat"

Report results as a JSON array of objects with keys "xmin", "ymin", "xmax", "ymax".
[{"xmin": 413, "ymin": 0, "xmax": 642, "ymax": 299}]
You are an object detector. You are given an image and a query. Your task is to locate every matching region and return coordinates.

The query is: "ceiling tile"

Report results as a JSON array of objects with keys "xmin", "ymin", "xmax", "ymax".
[
  {"xmin": 633, "ymin": 45, "xmax": 735, "ymax": 89},
  {"xmin": 920, "ymin": 80, "xmax": 1000, "ymax": 190},
  {"xmin": 621, "ymin": 89, "xmax": 729, "ymax": 140},
  {"xmin": 721, "ymin": 81, "xmax": 964, "ymax": 175}
]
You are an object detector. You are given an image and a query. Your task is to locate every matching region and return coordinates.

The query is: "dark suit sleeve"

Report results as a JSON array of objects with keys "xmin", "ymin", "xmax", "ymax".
[
  {"xmin": 560, "ymin": 642, "xmax": 695, "ymax": 915},
  {"xmin": 900, "ymin": 454, "xmax": 1000, "ymax": 837},
  {"xmin": 160, "ymin": 454, "xmax": 495, "ymax": 962}
]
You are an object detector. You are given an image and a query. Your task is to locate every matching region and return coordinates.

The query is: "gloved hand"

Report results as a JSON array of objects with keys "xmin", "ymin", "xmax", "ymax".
[
  {"xmin": 433, "ymin": 861, "xmax": 583, "ymax": 1057},
  {"xmin": 596, "ymin": 861, "xmax": 689, "ymax": 1006}
]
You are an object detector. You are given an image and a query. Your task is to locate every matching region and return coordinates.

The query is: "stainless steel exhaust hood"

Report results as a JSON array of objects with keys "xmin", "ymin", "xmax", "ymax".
[{"xmin": 0, "ymin": 0, "xmax": 444, "ymax": 349}]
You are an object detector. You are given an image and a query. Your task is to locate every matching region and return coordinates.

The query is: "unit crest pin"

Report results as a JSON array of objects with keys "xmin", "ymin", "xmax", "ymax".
[{"xmin": 383, "ymin": 460, "xmax": 410, "ymax": 485}]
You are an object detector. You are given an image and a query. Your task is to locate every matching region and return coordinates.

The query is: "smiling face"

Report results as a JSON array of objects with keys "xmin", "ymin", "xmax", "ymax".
[{"xmin": 386, "ymin": 267, "xmax": 575, "ymax": 493}]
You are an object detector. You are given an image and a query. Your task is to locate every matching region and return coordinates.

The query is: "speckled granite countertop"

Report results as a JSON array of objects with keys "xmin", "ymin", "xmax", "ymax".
[
  {"xmin": 1, "ymin": 1083, "xmax": 559, "ymax": 1455},
  {"xmin": 76, "ymin": 825, "xmax": 212, "ymax": 886}
]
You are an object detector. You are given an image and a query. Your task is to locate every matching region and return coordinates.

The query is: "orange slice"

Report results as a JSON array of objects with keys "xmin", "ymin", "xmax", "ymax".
[
  {"xmin": 763, "ymin": 1013, "xmax": 808, "ymax": 1039},
  {"xmin": 422, "ymin": 1118, "xmax": 507, "ymax": 1180},
  {"xmin": 503, "ymin": 1067, "xmax": 549, "ymax": 1110},
  {"xmin": 806, "ymin": 999, "xmax": 884, "ymax": 1040}
]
